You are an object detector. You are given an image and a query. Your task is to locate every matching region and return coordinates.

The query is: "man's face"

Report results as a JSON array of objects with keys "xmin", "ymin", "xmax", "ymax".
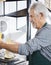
[{"xmin": 29, "ymin": 9, "xmax": 41, "ymax": 29}]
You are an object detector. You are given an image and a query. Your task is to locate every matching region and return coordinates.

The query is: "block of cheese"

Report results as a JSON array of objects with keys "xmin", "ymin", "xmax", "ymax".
[{"xmin": 5, "ymin": 39, "xmax": 14, "ymax": 59}]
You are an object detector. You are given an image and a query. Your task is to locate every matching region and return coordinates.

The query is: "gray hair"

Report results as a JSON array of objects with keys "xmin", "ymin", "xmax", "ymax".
[{"xmin": 28, "ymin": 2, "xmax": 49, "ymax": 18}]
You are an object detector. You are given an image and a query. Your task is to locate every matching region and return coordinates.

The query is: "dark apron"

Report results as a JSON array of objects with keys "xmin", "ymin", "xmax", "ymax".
[{"xmin": 27, "ymin": 51, "xmax": 51, "ymax": 65}]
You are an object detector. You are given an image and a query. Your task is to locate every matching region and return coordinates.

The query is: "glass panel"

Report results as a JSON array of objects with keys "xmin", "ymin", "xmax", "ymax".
[
  {"xmin": 16, "ymin": 17, "xmax": 27, "ymax": 43},
  {"xmin": 0, "ymin": 2, "xmax": 3, "ymax": 15},
  {"xmin": 17, "ymin": 1, "xmax": 27, "ymax": 11},
  {"xmin": 17, "ymin": 17, "xmax": 27, "ymax": 29},
  {"xmin": 5, "ymin": 1, "xmax": 16, "ymax": 14},
  {"xmin": 0, "ymin": 16, "xmax": 16, "ymax": 34}
]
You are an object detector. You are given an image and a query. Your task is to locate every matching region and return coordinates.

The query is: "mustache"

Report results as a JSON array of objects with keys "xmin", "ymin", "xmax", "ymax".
[{"xmin": 31, "ymin": 21, "xmax": 35, "ymax": 24}]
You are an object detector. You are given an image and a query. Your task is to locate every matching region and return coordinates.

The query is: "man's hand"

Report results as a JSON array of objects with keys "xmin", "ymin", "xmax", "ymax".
[
  {"xmin": 0, "ymin": 40, "xmax": 19, "ymax": 53},
  {"xmin": 0, "ymin": 40, "xmax": 3, "ymax": 49}
]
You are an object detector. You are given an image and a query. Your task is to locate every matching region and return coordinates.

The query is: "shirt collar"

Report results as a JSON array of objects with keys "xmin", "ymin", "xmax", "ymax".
[
  {"xmin": 42, "ymin": 22, "xmax": 47, "ymax": 28},
  {"xmin": 36, "ymin": 22, "xmax": 47, "ymax": 36}
]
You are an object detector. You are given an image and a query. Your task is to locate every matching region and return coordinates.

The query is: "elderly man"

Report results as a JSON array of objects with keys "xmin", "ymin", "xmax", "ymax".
[{"xmin": 0, "ymin": 2, "xmax": 51, "ymax": 65}]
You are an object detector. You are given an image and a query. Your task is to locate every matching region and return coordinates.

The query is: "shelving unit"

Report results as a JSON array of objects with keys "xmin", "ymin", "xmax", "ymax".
[
  {"xmin": 0, "ymin": 0, "xmax": 31, "ymax": 45},
  {"xmin": 0, "ymin": 0, "xmax": 31, "ymax": 65},
  {"xmin": 0, "ymin": 0, "xmax": 31, "ymax": 41}
]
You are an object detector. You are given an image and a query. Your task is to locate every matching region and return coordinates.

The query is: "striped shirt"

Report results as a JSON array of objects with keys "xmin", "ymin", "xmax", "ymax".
[{"xmin": 18, "ymin": 23, "xmax": 51, "ymax": 61}]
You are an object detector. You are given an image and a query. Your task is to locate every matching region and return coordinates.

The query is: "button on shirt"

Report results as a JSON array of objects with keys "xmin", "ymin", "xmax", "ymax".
[{"xmin": 18, "ymin": 23, "xmax": 51, "ymax": 61}]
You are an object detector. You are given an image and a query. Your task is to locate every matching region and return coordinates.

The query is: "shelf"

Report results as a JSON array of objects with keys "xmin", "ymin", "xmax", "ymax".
[
  {"xmin": 48, "ymin": 8, "xmax": 51, "ymax": 12},
  {"xmin": 0, "ymin": 0, "xmax": 5, "ymax": 1},
  {"xmin": 0, "ymin": 0, "xmax": 27, "ymax": 2},
  {"xmin": 5, "ymin": 0, "xmax": 26, "ymax": 1},
  {"xmin": 5, "ymin": 8, "xmax": 27, "ymax": 17}
]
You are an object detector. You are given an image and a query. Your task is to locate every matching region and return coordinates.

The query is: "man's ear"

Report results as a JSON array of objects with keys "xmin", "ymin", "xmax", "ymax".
[{"xmin": 40, "ymin": 12, "xmax": 44, "ymax": 17}]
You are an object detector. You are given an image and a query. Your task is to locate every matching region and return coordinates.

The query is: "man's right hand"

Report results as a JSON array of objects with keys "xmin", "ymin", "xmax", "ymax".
[{"xmin": 0, "ymin": 40, "xmax": 19, "ymax": 53}]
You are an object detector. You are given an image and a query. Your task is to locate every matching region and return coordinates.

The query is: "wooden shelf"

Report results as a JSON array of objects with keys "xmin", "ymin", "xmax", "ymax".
[
  {"xmin": 5, "ymin": 0, "xmax": 26, "ymax": 1},
  {"xmin": 5, "ymin": 8, "xmax": 27, "ymax": 17},
  {"xmin": 0, "ymin": 0, "xmax": 6, "ymax": 1},
  {"xmin": 0, "ymin": 0, "xmax": 26, "ymax": 2},
  {"xmin": 48, "ymin": 8, "xmax": 51, "ymax": 12}
]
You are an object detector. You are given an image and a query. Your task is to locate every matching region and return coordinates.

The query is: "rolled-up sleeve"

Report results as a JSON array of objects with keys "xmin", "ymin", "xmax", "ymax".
[{"xmin": 18, "ymin": 37, "xmax": 41, "ymax": 55}]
